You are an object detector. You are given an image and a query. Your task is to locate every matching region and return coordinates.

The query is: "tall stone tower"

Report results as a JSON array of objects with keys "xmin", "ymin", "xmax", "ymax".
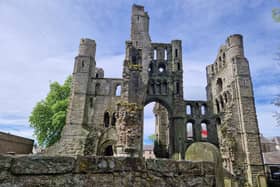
[{"xmin": 206, "ymin": 34, "xmax": 265, "ymax": 186}]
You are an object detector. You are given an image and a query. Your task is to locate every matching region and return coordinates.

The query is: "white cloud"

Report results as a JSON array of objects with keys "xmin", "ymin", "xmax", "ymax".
[
  {"xmin": 0, "ymin": 0, "xmax": 278, "ymax": 141},
  {"xmin": 96, "ymin": 54, "xmax": 124, "ymax": 78},
  {"xmin": 256, "ymin": 103, "xmax": 279, "ymax": 137},
  {"xmin": 2, "ymin": 128, "xmax": 35, "ymax": 140}
]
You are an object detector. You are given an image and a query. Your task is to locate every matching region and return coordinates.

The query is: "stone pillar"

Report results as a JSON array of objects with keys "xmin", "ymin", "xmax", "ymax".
[{"xmin": 115, "ymin": 102, "xmax": 143, "ymax": 157}]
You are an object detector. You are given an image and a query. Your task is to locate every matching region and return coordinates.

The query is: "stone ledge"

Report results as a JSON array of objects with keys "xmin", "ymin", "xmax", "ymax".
[
  {"xmin": 1, "ymin": 155, "xmax": 216, "ymax": 175},
  {"xmin": 0, "ymin": 155, "xmax": 216, "ymax": 187},
  {"xmin": 11, "ymin": 155, "xmax": 75, "ymax": 175}
]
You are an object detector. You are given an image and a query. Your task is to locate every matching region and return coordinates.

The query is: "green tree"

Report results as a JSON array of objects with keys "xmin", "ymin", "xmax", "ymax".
[
  {"xmin": 29, "ymin": 76, "xmax": 72, "ymax": 147},
  {"xmin": 273, "ymin": 7, "xmax": 280, "ymax": 22},
  {"xmin": 148, "ymin": 134, "xmax": 156, "ymax": 142}
]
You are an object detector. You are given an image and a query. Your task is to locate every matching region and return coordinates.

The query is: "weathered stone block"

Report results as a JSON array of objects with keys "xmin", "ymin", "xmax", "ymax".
[
  {"xmin": 11, "ymin": 155, "xmax": 75, "ymax": 175},
  {"xmin": 146, "ymin": 159, "xmax": 177, "ymax": 175},
  {"xmin": 0, "ymin": 154, "xmax": 13, "ymax": 170},
  {"xmin": 75, "ymin": 156, "xmax": 145, "ymax": 173},
  {"xmin": 177, "ymin": 160, "xmax": 202, "ymax": 175}
]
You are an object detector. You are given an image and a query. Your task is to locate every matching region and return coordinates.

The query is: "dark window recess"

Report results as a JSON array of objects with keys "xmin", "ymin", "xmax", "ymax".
[
  {"xmin": 177, "ymin": 63, "xmax": 181, "ymax": 71},
  {"xmin": 111, "ymin": 113, "xmax": 116, "ymax": 126},
  {"xmin": 175, "ymin": 49, "xmax": 178, "ymax": 57},
  {"xmin": 104, "ymin": 145, "xmax": 113, "ymax": 156},
  {"xmin": 176, "ymin": 82, "xmax": 180, "ymax": 94},
  {"xmin": 216, "ymin": 100, "xmax": 220, "ymax": 113},
  {"xmin": 95, "ymin": 83, "xmax": 100, "ymax": 95},
  {"xmin": 89, "ymin": 97, "xmax": 93, "ymax": 108},
  {"xmin": 216, "ymin": 78, "xmax": 223, "ymax": 93},
  {"xmin": 104, "ymin": 112, "xmax": 110, "ymax": 128}
]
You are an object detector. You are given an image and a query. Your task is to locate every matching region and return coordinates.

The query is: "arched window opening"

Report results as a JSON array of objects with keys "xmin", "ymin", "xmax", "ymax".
[
  {"xmin": 96, "ymin": 73, "xmax": 99, "ymax": 78},
  {"xmin": 104, "ymin": 112, "xmax": 110, "ymax": 128},
  {"xmin": 164, "ymin": 49, "xmax": 167, "ymax": 60},
  {"xmin": 153, "ymin": 49, "xmax": 157, "ymax": 60},
  {"xmin": 162, "ymin": 81, "xmax": 168, "ymax": 94},
  {"xmin": 177, "ymin": 63, "xmax": 181, "ymax": 71},
  {"xmin": 82, "ymin": 60, "xmax": 85, "ymax": 67},
  {"xmin": 104, "ymin": 145, "xmax": 113, "ymax": 156},
  {"xmin": 216, "ymin": 99, "xmax": 220, "ymax": 113},
  {"xmin": 176, "ymin": 81, "xmax": 180, "ymax": 94},
  {"xmin": 175, "ymin": 49, "xmax": 178, "ymax": 58},
  {"xmin": 201, "ymin": 122, "xmax": 208, "ymax": 139},
  {"xmin": 95, "ymin": 83, "xmax": 101, "ymax": 95},
  {"xmin": 219, "ymin": 56, "xmax": 222, "ymax": 62},
  {"xmin": 216, "ymin": 78, "xmax": 223, "ymax": 93},
  {"xmin": 201, "ymin": 105, "xmax": 206, "ymax": 115},
  {"xmin": 115, "ymin": 85, "xmax": 121, "ymax": 96},
  {"xmin": 158, "ymin": 64, "xmax": 165, "ymax": 73},
  {"xmin": 131, "ymin": 49, "xmax": 137, "ymax": 64},
  {"xmin": 89, "ymin": 97, "xmax": 93, "ymax": 108},
  {"xmin": 186, "ymin": 105, "xmax": 192, "ymax": 115},
  {"xmin": 186, "ymin": 122, "xmax": 193, "ymax": 140},
  {"xmin": 148, "ymin": 63, "xmax": 153, "ymax": 72},
  {"xmin": 111, "ymin": 113, "xmax": 116, "ymax": 126},
  {"xmin": 216, "ymin": 117, "xmax": 221, "ymax": 125}
]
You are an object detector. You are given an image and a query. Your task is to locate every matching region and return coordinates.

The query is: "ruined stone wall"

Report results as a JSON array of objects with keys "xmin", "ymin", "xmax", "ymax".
[
  {"xmin": 0, "ymin": 155, "xmax": 216, "ymax": 187},
  {"xmin": 87, "ymin": 78, "xmax": 123, "ymax": 129},
  {"xmin": 184, "ymin": 100, "xmax": 218, "ymax": 149}
]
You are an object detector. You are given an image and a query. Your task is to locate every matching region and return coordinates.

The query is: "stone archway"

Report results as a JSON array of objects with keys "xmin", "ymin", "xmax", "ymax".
[
  {"xmin": 97, "ymin": 127, "xmax": 117, "ymax": 156},
  {"xmin": 143, "ymin": 101, "xmax": 170, "ymax": 158}
]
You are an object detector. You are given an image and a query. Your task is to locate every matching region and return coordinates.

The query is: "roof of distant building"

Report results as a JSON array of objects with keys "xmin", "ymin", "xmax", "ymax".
[
  {"xmin": 263, "ymin": 151, "xmax": 280, "ymax": 165},
  {"xmin": 272, "ymin": 137, "xmax": 280, "ymax": 144},
  {"xmin": 260, "ymin": 135, "xmax": 274, "ymax": 144},
  {"xmin": 143, "ymin": 145, "xmax": 153, "ymax": 151}
]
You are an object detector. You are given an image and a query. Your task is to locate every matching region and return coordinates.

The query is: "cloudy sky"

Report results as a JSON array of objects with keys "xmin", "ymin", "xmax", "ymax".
[{"xmin": 0, "ymin": 0, "xmax": 279, "ymax": 145}]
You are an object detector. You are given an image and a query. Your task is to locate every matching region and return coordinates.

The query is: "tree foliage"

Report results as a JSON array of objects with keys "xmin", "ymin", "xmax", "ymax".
[
  {"xmin": 273, "ymin": 8, "xmax": 280, "ymax": 22},
  {"xmin": 148, "ymin": 134, "xmax": 156, "ymax": 142},
  {"xmin": 29, "ymin": 76, "xmax": 72, "ymax": 147}
]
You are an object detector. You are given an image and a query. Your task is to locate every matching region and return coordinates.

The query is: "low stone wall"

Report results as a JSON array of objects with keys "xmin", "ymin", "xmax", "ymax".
[{"xmin": 0, "ymin": 155, "xmax": 216, "ymax": 187}]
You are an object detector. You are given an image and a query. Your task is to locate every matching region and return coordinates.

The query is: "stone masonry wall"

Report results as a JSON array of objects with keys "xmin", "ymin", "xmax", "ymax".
[{"xmin": 0, "ymin": 155, "xmax": 216, "ymax": 187}]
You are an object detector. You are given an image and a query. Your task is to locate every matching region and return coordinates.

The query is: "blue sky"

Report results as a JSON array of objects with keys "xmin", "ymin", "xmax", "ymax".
[{"xmin": 0, "ymin": 0, "xmax": 279, "ymax": 145}]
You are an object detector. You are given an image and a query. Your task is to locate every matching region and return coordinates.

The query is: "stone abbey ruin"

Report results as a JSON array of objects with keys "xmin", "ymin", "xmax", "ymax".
[{"xmin": 0, "ymin": 4, "xmax": 267, "ymax": 187}]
